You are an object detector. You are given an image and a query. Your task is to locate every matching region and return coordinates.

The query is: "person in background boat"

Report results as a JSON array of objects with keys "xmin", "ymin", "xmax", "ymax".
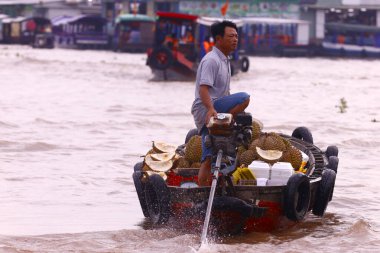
[
  {"xmin": 337, "ymin": 34, "xmax": 346, "ymax": 44},
  {"xmin": 181, "ymin": 30, "xmax": 194, "ymax": 44},
  {"xmin": 164, "ymin": 33, "xmax": 179, "ymax": 49},
  {"xmin": 203, "ymin": 35, "xmax": 214, "ymax": 54},
  {"xmin": 191, "ymin": 20, "xmax": 250, "ymax": 186}
]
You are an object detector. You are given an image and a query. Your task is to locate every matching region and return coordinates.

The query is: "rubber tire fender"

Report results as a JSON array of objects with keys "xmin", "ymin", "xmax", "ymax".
[
  {"xmin": 149, "ymin": 46, "xmax": 174, "ymax": 70},
  {"xmin": 134, "ymin": 161, "xmax": 144, "ymax": 172},
  {"xmin": 292, "ymin": 126, "xmax": 313, "ymax": 144},
  {"xmin": 284, "ymin": 173, "xmax": 311, "ymax": 221},
  {"xmin": 132, "ymin": 169, "xmax": 149, "ymax": 217},
  {"xmin": 325, "ymin": 145, "xmax": 339, "ymax": 158},
  {"xmin": 312, "ymin": 168, "xmax": 336, "ymax": 216},
  {"xmin": 327, "ymin": 156, "xmax": 339, "ymax": 174},
  {"xmin": 144, "ymin": 173, "xmax": 171, "ymax": 225},
  {"xmin": 185, "ymin": 128, "xmax": 199, "ymax": 144},
  {"xmin": 327, "ymin": 163, "xmax": 337, "ymax": 202},
  {"xmin": 241, "ymin": 56, "xmax": 249, "ymax": 72}
]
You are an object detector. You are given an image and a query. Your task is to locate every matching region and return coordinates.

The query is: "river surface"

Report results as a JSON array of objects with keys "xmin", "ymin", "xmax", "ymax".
[{"xmin": 0, "ymin": 45, "xmax": 379, "ymax": 252}]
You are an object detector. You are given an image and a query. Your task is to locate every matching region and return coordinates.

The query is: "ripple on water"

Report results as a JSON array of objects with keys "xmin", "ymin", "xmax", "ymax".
[{"xmin": 23, "ymin": 142, "xmax": 59, "ymax": 152}]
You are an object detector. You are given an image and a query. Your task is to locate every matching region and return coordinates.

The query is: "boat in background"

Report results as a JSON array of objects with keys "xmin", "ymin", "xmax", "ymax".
[
  {"xmin": 112, "ymin": 14, "xmax": 155, "ymax": 53},
  {"xmin": 146, "ymin": 12, "xmax": 250, "ymax": 81},
  {"xmin": 0, "ymin": 14, "xmax": 9, "ymax": 43},
  {"xmin": 322, "ymin": 22, "xmax": 380, "ymax": 58},
  {"xmin": 241, "ymin": 17, "xmax": 313, "ymax": 57},
  {"xmin": 52, "ymin": 14, "xmax": 109, "ymax": 50}
]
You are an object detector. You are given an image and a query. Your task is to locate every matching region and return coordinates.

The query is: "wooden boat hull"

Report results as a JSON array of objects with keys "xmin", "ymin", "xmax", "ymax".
[{"xmin": 133, "ymin": 131, "xmax": 339, "ymax": 235}]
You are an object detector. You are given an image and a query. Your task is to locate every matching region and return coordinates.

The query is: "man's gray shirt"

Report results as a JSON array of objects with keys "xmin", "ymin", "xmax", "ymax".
[{"xmin": 191, "ymin": 47, "xmax": 231, "ymax": 131}]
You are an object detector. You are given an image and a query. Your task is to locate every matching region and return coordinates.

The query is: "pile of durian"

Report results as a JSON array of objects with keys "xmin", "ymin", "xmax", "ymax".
[
  {"xmin": 142, "ymin": 120, "xmax": 304, "ymax": 179},
  {"xmin": 238, "ymin": 131, "xmax": 303, "ymax": 170},
  {"xmin": 235, "ymin": 119, "xmax": 302, "ymax": 169},
  {"xmin": 142, "ymin": 142, "xmax": 179, "ymax": 179},
  {"xmin": 142, "ymin": 136, "xmax": 204, "ymax": 178}
]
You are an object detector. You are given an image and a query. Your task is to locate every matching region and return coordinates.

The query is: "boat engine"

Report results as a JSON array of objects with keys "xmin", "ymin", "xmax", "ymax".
[{"xmin": 204, "ymin": 112, "xmax": 253, "ymax": 158}]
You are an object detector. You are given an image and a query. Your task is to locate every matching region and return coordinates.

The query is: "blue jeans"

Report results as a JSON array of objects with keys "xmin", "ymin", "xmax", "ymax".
[{"xmin": 201, "ymin": 92, "xmax": 250, "ymax": 162}]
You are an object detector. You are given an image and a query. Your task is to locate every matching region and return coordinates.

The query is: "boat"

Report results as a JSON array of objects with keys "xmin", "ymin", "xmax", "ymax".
[
  {"xmin": 322, "ymin": 22, "xmax": 380, "ymax": 58},
  {"xmin": 0, "ymin": 14, "xmax": 9, "ymax": 43},
  {"xmin": 24, "ymin": 17, "xmax": 54, "ymax": 49},
  {"xmin": 0, "ymin": 16, "xmax": 25, "ymax": 44},
  {"xmin": 146, "ymin": 12, "xmax": 250, "ymax": 81},
  {"xmin": 241, "ymin": 17, "xmax": 313, "ymax": 57},
  {"xmin": 112, "ymin": 14, "xmax": 155, "ymax": 52},
  {"xmin": 132, "ymin": 112, "xmax": 339, "ymax": 236},
  {"xmin": 52, "ymin": 14, "xmax": 109, "ymax": 49}
]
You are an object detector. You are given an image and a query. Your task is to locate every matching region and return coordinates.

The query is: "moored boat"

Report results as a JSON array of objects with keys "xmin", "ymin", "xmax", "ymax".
[{"xmin": 133, "ymin": 112, "xmax": 339, "ymax": 236}]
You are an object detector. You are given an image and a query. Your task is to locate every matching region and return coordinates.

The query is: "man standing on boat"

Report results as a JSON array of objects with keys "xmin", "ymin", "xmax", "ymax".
[{"xmin": 191, "ymin": 21, "xmax": 250, "ymax": 186}]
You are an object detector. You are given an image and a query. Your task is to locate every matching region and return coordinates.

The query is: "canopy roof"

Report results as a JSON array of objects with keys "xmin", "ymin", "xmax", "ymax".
[
  {"xmin": 52, "ymin": 15, "xmax": 106, "ymax": 26},
  {"xmin": 326, "ymin": 22, "xmax": 380, "ymax": 33},
  {"xmin": 1, "ymin": 16, "xmax": 25, "ymax": 23},
  {"xmin": 241, "ymin": 17, "xmax": 309, "ymax": 25},
  {"xmin": 115, "ymin": 14, "xmax": 155, "ymax": 24},
  {"xmin": 156, "ymin": 11, "xmax": 198, "ymax": 21},
  {"xmin": 306, "ymin": 0, "xmax": 380, "ymax": 10},
  {"xmin": 0, "ymin": 0, "xmax": 59, "ymax": 4},
  {"xmin": 197, "ymin": 16, "xmax": 244, "ymax": 27}
]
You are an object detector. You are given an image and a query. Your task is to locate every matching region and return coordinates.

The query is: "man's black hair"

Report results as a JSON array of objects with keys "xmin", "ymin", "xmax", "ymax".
[{"xmin": 210, "ymin": 20, "xmax": 238, "ymax": 40}]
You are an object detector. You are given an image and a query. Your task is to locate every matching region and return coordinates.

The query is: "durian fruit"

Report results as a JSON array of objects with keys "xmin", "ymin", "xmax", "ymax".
[
  {"xmin": 261, "ymin": 132, "xmax": 286, "ymax": 151},
  {"xmin": 236, "ymin": 145, "xmax": 247, "ymax": 162},
  {"xmin": 289, "ymin": 147, "xmax": 303, "ymax": 170},
  {"xmin": 239, "ymin": 149, "xmax": 256, "ymax": 167},
  {"xmin": 280, "ymin": 146, "xmax": 303, "ymax": 170},
  {"xmin": 144, "ymin": 154, "xmax": 173, "ymax": 172},
  {"xmin": 256, "ymin": 147, "xmax": 283, "ymax": 165},
  {"xmin": 153, "ymin": 141, "xmax": 177, "ymax": 153},
  {"xmin": 281, "ymin": 137, "xmax": 292, "ymax": 150},
  {"xmin": 191, "ymin": 162, "xmax": 201, "ymax": 168},
  {"xmin": 253, "ymin": 118, "xmax": 264, "ymax": 130},
  {"xmin": 250, "ymin": 132, "xmax": 285, "ymax": 153},
  {"xmin": 251, "ymin": 121, "xmax": 262, "ymax": 142},
  {"xmin": 150, "ymin": 152, "xmax": 176, "ymax": 162},
  {"xmin": 185, "ymin": 135, "xmax": 202, "ymax": 163},
  {"xmin": 177, "ymin": 157, "xmax": 191, "ymax": 168},
  {"xmin": 249, "ymin": 136, "xmax": 264, "ymax": 152}
]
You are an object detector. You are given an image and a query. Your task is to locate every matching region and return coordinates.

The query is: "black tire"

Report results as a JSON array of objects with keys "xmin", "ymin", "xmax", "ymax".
[
  {"xmin": 292, "ymin": 127, "xmax": 313, "ymax": 144},
  {"xmin": 134, "ymin": 161, "xmax": 144, "ymax": 172},
  {"xmin": 144, "ymin": 174, "xmax": 171, "ymax": 225},
  {"xmin": 185, "ymin": 128, "xmax": 199, "ymax": 144},
  {"xmin": 284, "ymin": 173, "xmax": 311, "ymax": 221},
  {"xmin": 312, "ymin": 169, "xmax": 336, "ymax": 216},
  {"xmin": 132, "ymin": 171, "xmax": 149, "ymax": 217},
  {"xmin": 327, "ymin": 156, "xmax": 339, "ymax": 174},
  {"xmin": 325, "ymin": 145, "xmax": 339, "ymax": 158},
  {"xmin": 149, "ymin": 46, "xmax": 174, "ymax": 70},
  {"xmin": 241, "ymin": 56, "xmax": 249, "ymax": 72}
]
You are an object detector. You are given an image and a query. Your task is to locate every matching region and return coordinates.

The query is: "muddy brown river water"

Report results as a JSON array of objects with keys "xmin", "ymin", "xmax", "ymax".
[{"xmin": 0, "ymin": 45, "xmax": 379, "ymax": 252}]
